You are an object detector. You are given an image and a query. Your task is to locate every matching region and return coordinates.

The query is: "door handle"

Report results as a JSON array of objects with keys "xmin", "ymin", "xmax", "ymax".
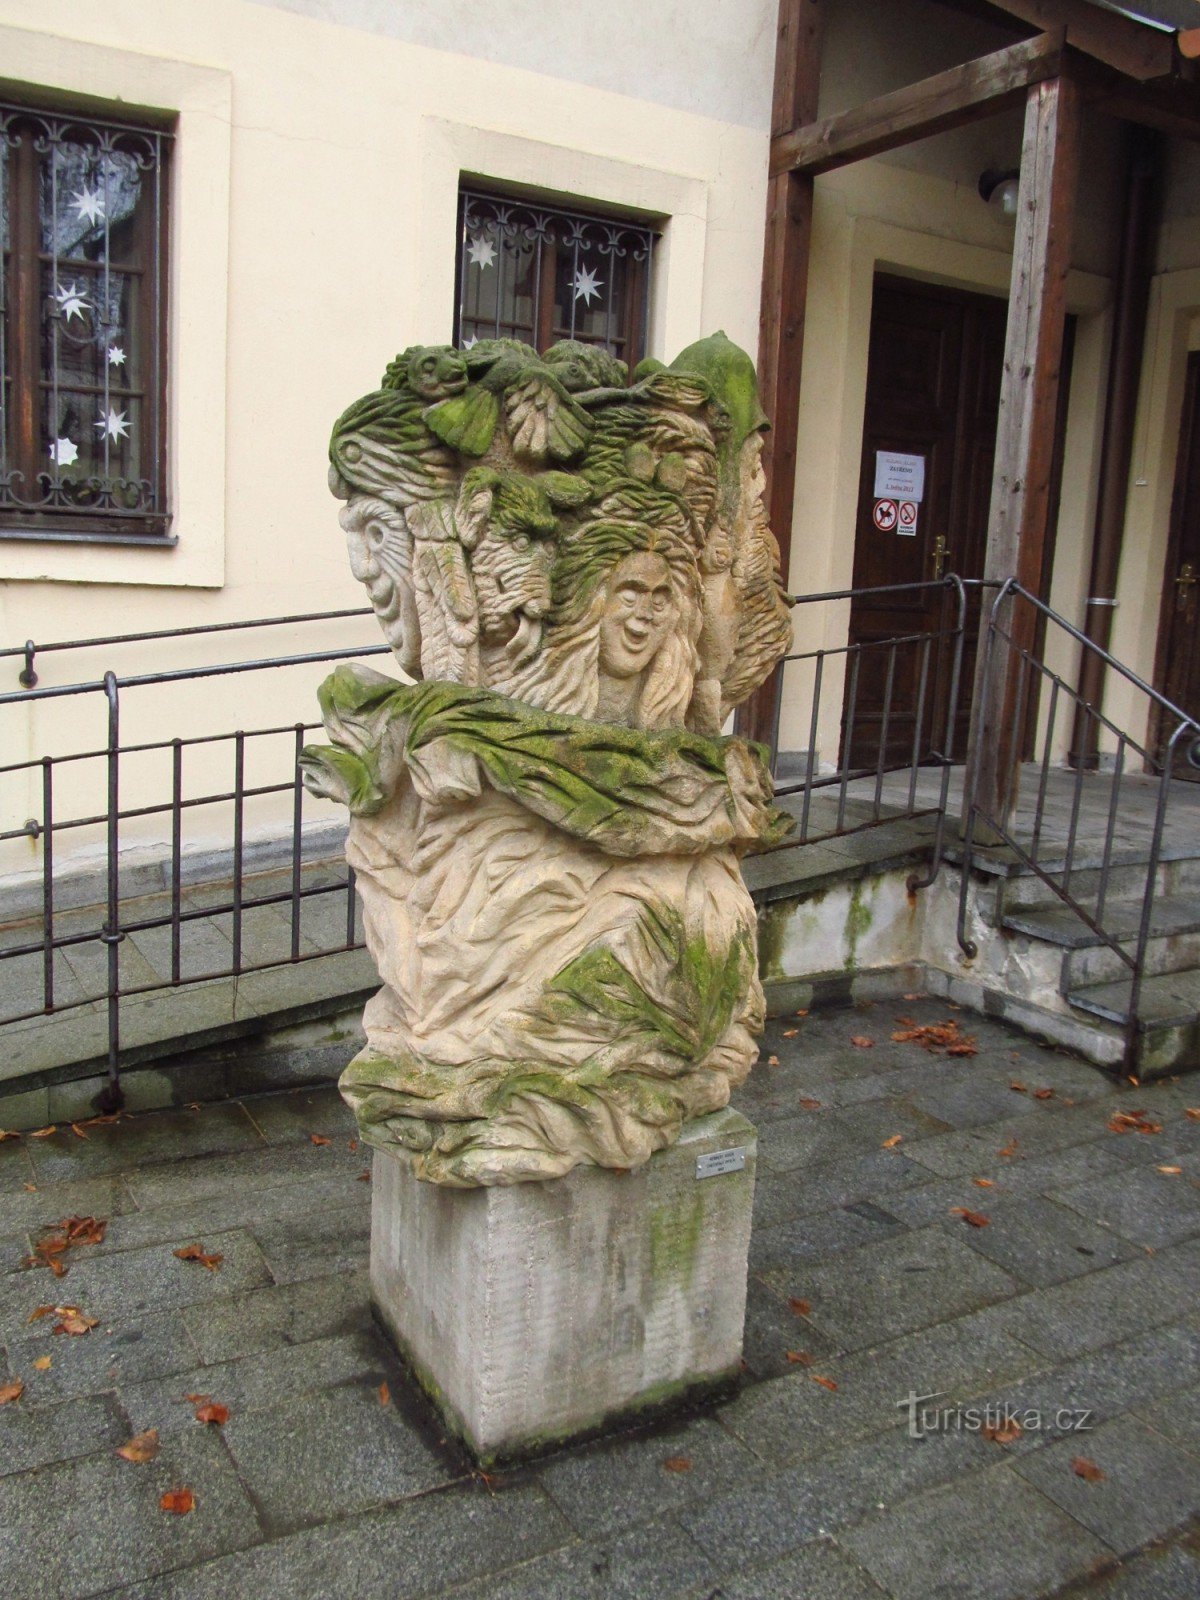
[
  {"xmin": 1176, "ymin": 560, "xmax": 1197, "ymax": 611},
  {"xmin": 932, "ymin": 536, "xmax": 949, "ymax": 580}
]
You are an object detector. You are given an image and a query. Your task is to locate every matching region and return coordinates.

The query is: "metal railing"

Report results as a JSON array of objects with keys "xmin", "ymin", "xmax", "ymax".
[
  {"xmin": 957, "ymin": 579, "xmax": 1200, "ymax": 1069},
  {"xmin": 767, "ymin": 575, "xmax": 969, "ymax": 886},
  {"xmin": 0, "ymin": 608, "xmax": 386, "ymax": 1109}
]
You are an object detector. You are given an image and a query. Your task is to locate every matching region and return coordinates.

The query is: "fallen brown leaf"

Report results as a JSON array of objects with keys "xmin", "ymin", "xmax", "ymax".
[
  {"xmin": 950, "ymin": 1207, "xmax": 990, "ymax": 1228},
  {"xmin": 193, "ymin": 1402, "xmax": 229, "ymax": 1426},
  {"xmin": 984, "ymin": 1419, "xmax": 1023, "ymax": 1445},
  {"xmin": 32, "ymin": 1356, "xmax": 51, "ymax": 1371},
  {"xmin": 357, "ymin": 1169, "xmax": 371, "ymax": 1182},
  {"xmin": 946, "ymin": 1041, "xmax": 978, "ymax": 1057},
  {"xmin": 1010, "ymin": 1082, "xmax": 1028, "ymax": 1094},
  {"xmin": 794, "ymin": 1008, "xmax": 809, "ymax": 1017},
  {"xmin": 1072, "ymin": 1456, "xmax": 1105, "ymax": 1482},
  {"xmin": 850, "ymin": 1036, "xmax": 874, "ymax": 1049},
  {"xmin": 1157, "ymin": 1165, "xmax": 1183, "ymax": 1175},
  {"xmin": 23, "ymin": 1183, "xmax": 36, "ymax": 1192},
  {"xmin": 348, "ymin": 1139, "xmax": 359, "ymax": 1153},
  {"xmin": 0, "ymin": 1379, "xmax": 23, "ymax": 1405},
  {"xmin": 973, "ymin": 1178, "xmax": 996, "ymax": 1188},
  {"xmin": 1033, "ymin": 1088, "xmax": 1054, "ymax": 1100},
  {"xmin": 788, "ymin": 1298, "xmax": 811, "ymax": 1316},
  {"xmin": 117, "ymin": 1429, "xmax": 160, "ymax": 1462},
  {"xmin": 1107, "ymin": 1109, "xmax": 1162, "ymax": 1136},
  {"xmin": 310, "ymin": 1134, "xmax": 331, "ymax": 1147},
  {"xmin": 27, "ymin": 1127, "xmax": 57, "ymax": 1139},
  {"xmin": 903, "ymin": 993, "xmax": 924, "ymax": 1001},
  {"xmin": 0, "ymin": 1128, "xmax": 21, "ymax": 1141},
  {"xmin": 377, "ymin": 1382, "xmax": 390, "ymax": 1407},
  {"xmin": 782, "ymin": 1028, "xmax": 799, "ymax": 1038},
  {"xmin": 767, "ymin": 1055, "xmax": 780, "ymax": 1067},
  {"xmin": 27, "ymin": 1305, "xmax": 54, "ymax": 1323},
  {"xmin": 799, "ymin": 1097, "xmax": 822, "ymax": 1112},
  {"xmin": 882, "ymin": 1134, "xmax": 904, "ymax": 1149},
  {"xmin": 70, "ymin": 1123, "xmax": 88, "ymax": 1140},
  {"xmin": 160, "ymin": 1488, "xmax": 195, "ymax": 1514},
  {"xmin": 174, "ymin": 1244, "xmax": 223, "ymax": 1272},
  {"xmin": 1185, "ymin": 1107, "xmax": 1200, "ymax": 1121},
  {"xmin": 662, "ymin": 1456, "xmax": 692, "ymax": 1473},
  {"xmin": 784, "ymin": 1350, "xmax": 814, "ymax": 1366},
  {"xmin": 52, "ymin": 1308, "xmax": 99, "ymax": 1336},
  {"xmin": 811, "ymin": 1375, "xmax": 838, "ymax": 1391},
  {"xmin": 997, "ymin": 1139, "xmax": 1020, "ymax": 1159}
]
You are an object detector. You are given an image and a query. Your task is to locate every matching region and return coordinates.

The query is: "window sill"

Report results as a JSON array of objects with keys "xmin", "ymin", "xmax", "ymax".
[{"xmin": 0, "ymin": 519, "xmax": 175, "ymax": 548}]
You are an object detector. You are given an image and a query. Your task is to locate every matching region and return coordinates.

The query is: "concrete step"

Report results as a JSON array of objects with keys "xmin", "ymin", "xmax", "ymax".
[
  {"xmin": 1000, "ymin": 855, "xmax": 1200, "ymax": 915},
  {"xmin": 1001, "ymin": 894, "xmax": 1200, "ymax": 989},
  {"xmin": 1065, "ymin": 969, "xmax": 1200, "ymax": 1076}
]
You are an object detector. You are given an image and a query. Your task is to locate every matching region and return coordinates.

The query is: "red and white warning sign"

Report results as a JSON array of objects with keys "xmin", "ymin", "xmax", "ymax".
[
  {"xmin": 897, "ymin": 499, "xmax": 919, "ymax": 535},
  {"xmin": 873, "ymin": 498, "xmax": 898, "ymax": 532}
]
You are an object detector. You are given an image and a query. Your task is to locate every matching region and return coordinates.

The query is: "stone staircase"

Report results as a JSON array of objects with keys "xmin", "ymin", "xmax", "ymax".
[{"xmin": 996, "ymin": 856, "xmax": 1200, "ymax": 1077}]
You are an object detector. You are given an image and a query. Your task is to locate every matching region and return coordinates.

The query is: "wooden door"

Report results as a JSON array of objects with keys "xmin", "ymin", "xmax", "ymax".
[
  {"xmin": 1153, "ymin": 350, "xmax": 1200, "ymax": 779},
  {"xmin": 844, "ymin": 276, "xmax": 1009, "ymax": 770}
]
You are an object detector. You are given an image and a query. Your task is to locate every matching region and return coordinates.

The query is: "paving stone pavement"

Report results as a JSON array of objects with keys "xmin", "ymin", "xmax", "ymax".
[{"xmin": 0, "ymin": 998, "xmax": 1197, "ymax": 1599}]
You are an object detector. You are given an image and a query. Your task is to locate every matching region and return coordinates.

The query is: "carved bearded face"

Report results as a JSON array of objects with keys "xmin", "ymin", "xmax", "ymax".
[{"xmin": 598, "ymin": 552, "xmax": 675, "ymax": 680}]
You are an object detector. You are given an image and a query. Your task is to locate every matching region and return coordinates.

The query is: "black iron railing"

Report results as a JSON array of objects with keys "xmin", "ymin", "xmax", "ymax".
[{"xmin": 957, "ymin": 578, "xmax": 1200, "ymax": 1070}]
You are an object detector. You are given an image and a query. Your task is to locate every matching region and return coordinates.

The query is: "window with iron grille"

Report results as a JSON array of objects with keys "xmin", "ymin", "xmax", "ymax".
[
  {"xmin": 455, "ymin": 187, "xmax": 658, "ymax": 363},
  {"xmin": 0, "ymin": 101, "xmax": 171, "ymax": 543}
]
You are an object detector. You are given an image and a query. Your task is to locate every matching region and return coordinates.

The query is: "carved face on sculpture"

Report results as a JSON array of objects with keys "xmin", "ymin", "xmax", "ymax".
[{"xmin": 598, "ymin": 552, "xmax": 675, "ymax": 680}]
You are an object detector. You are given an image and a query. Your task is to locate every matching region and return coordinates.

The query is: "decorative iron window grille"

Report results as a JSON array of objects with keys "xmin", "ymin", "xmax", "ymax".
[
  {"xmin": 0, "ymin": 101, "xmax": 171, "ymax": 543},
  {"xmin": 455, "ymin": 188, "xmax": 658, "ymax": 363}
]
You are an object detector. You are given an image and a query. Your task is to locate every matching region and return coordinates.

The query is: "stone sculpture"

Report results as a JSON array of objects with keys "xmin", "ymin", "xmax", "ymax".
[{"xmin": 302, "ymin": 333, "xmax": 792, "ymax": 1187}]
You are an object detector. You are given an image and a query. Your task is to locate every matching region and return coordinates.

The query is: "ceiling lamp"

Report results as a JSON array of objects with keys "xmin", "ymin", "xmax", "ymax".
[{"xmin": 978, "ymin": 168, "xmax": 1021, "ymax": 218}]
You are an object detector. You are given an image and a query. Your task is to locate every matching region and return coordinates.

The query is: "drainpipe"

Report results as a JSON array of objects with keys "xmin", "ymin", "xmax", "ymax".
[{"xmin": 1069, "ymin": 124, "xmax": 1162, "ymax": 768}]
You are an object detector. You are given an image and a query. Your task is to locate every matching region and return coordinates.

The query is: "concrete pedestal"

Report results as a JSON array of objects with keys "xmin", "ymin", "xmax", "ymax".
[{"xmin": 370, "ymin": 1107, "xmax": 756, "ymax": 1463}]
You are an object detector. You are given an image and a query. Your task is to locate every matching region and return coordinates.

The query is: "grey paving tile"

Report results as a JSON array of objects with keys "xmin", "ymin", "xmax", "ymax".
[
  {"xmin": 24, "ymin": 1102, "xmax": 263, "ymax": 1184},
  {"xmin": 3, "ymin": 1308, "xmax": 203, "ymax": 1405},
  {"xmin": 906, "ymin": 1073, "xmax": 1048, "ymax": 1130},
  {"xmin": 112, "ymin": 1480, "xmax": 573, "ymax": 1600},
  {"xmin": 0, "ymin": 1135, "xmax": 36, "ymax": 1192},
  {"xmin": 120, "ymin": 1329, "xmax": 386, "ymax": 1437},
  {"xmin": 680, "ymin": 1417, "xmax": 994, "ymax": 1571},
  {"xmin": 1077, "ymin": 1541, "xmax": 1200, "ymax": 1600},
  {"xmin": 903, "ymin": 1101, "xmax": 1117, "ymax": 1177},
  {"xmin": 717, "ymin": 1305, "xmax": 1038, "ymax": 1467},
  {"xmin": 1014, "ymin": 1415, "xmax": 1200, "ymax": 1554},
  {"xmin": 181, "ymin": 1267, "xmax": 371, "ymax": 1364},
  {"xmin": 250, "ymin": 1200, "xmax": 369, "ymax": 1286},
  {"xmin": 995, "ymin": 1252, "xmax": 1199, "ymax": 1360},
  {"xmin": 124, "ymin": 1134, "xmax": 364, "ymax": 1211},
  {"xmin": 221, "ymin": 1379, "xmax": 451, "ymax": 1535},
  {"xmin": 0, "ymin": 1426, "xmax": 260, "ymax": 1600},
  {"xmin": 966, "ymin": 1138, "xmax": 1130, "ymax": 1197},
  {"xmin": 755, "ymin": 1109, "xmax": 880, "ymax": 1174},
  {"xmin": 0, "ymin": 1172, "xmax": 136, "ymax": 1237},
  {"xmin": 536, "ymin": 1413, "xmax": 757, "ymax": 1538},
  {"xmin": 952, "ymin": 1194, "xmax": 1139, "ymax": 1288},
  {"xmin": 742, "ymin": 1272, "xmax": 843, "ymax": 1379},
  {"xmin": 839, "ymin": 1463, "xmax": 1110, "ymax": 1600},
  {"xmin": 749, "ymin": 1146, "xmax": 929, "ymax": 1229},
  {"xmin": 1051, "ymin": 1164, "xmax": 1200, "ymax": 1250},
  {"xmin": 0, "ymin": 1227, "xmax": 272, "ymax": 1340},
  {"xmin": 1137, "ymin": 1381, "xmax": 1200, "ymax": 1454},
  {"xmin": 95, "ymin": 1170, "xmax": 368, "ymax": 1258},
  {"xmin": 434, "ymin": 1514, "xmax": 717, "ymax": 1600},
  {"xmin": 709, "ymin": 1538, "xmax": 889, "ymax": 1600},
  {"xmin": 0, "ymin": 1389, "xmax": 126, "ymax": 1475},
  {"xmin": 239, "ymin": 1082, "xmax": 357, "ymax": 1145},
  {"xmin": 751, "ymin": 1201, "xmax": 904, "ymax": 1275},
  {"xmin": 784, "ymin": 1225, "xmax": 1021, "ymax": 1351}
]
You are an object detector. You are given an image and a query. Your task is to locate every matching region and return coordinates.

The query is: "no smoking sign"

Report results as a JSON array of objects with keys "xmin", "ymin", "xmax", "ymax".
[{"xmin": 874, "ymin": 497, "xmax": 919, "ymax": 535}]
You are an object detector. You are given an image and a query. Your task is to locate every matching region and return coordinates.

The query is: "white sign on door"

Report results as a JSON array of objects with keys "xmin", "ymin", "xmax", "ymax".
[{"xmin": 874, "ymin": 451, "xmax": 926, "ymax": 502}]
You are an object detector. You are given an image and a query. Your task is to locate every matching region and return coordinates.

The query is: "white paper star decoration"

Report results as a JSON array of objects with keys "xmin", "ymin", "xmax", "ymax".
[
  {"xmin": 54, "ymin": 283, "xmax": 90, "ymax": 323},
  {"xmin": 462, "ymin": 335, "xmax": 478, "ymax": 351},
  {"xmin": 106, "ymin": 344, "xmax": 126, "ymax": 367},
  {"xmin": 468, "ymin": 235, "xmax": 497, "ymax": 270},
  {"xmin": 573, "ymin": 265, "xmax": 603, "ymax": 307},
  {"xmin": 95, "ymin": 406, "xmax": 131, "ymax": 441},
  {"xmin": 49, "ymin": 436, "xmax": 78, "ymax": 468},
  {"xmin": 72, "ymin": 187, "xmax": 105, "ymax": 226}
]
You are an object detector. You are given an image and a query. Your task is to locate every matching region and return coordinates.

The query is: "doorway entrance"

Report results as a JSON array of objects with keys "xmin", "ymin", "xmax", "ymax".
[
  {"xmin": 843, "ymin": 274, "xmax": 1068, "ymax": 770},
  {"xmin": 1153, "ymin": 349, "xmax": 1200, "ymax": 779}
]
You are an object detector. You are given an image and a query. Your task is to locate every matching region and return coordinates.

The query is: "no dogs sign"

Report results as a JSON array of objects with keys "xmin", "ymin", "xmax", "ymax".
[{"xmin": 873, "ymin": 498, "xmax": 898, "ymax": 532}]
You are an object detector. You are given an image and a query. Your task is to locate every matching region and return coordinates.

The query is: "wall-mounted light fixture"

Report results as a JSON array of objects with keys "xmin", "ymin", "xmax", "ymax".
[{"xmin": 978, "ymin": 168, "xmax": 1020, "ymax": 218}]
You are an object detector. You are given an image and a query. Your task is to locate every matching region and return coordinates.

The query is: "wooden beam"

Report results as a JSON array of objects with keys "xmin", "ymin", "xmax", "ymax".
[
  {"xmin": 738, "ymin": 0, "xmax": 823, "ymax": 748},
  {"xmin": 981, "ymin": 0, "xmax": 1176, "ymax": 82},
  {"xmin": 967, "ymin": 71, "xmax": 1081, "ymax": 839},
  {"xmin": 771, "ymin": 30, "xmax": 1064, "ymax": 177},
  {"xmin": 1097, "ymin": 76, "xmax": 1200, "ymax": 144}
]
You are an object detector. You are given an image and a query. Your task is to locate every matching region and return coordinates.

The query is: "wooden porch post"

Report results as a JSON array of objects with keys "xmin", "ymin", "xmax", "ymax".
[
  {"xmin": 965, "ymin": 69, "xmax": 1081, "ymax": 839},
  {"xmin": 737, "ymin": 0, "xmax": 823, "ymax": 747}
]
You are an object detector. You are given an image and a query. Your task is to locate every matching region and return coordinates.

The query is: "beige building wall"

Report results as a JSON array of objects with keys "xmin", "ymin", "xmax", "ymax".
[{"xmin": 0, "ymin": 0, "xmax": 774, "ymax": 878}]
